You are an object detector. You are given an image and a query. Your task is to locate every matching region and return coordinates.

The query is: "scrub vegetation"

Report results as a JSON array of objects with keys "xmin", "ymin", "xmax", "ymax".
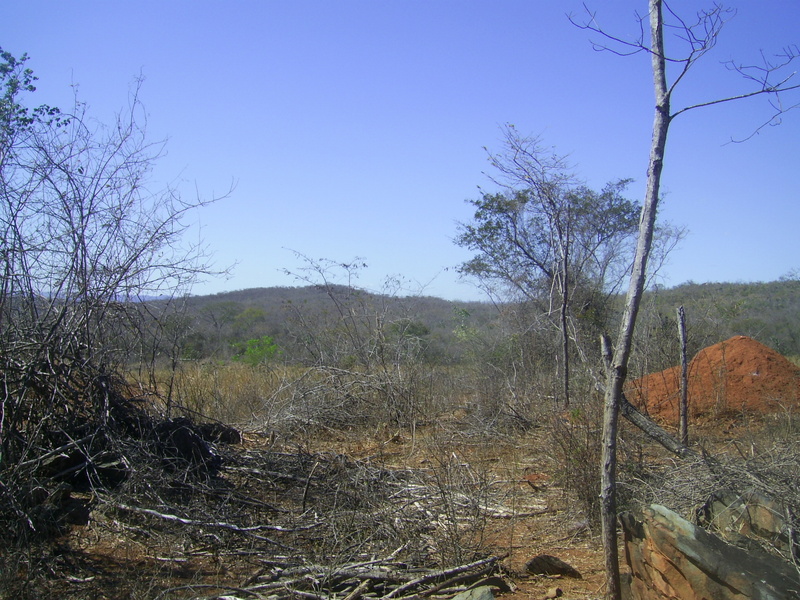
[{"xmin": 2, "ymin": 1, "xmax": 800, "ymax": 594}]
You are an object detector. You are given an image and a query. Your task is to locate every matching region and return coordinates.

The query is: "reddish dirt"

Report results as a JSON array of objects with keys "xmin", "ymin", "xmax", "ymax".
[
  {"xmin": 627, "ymin": 335, "xmax": 800, "ymax": 423},
  {"xmin": 27, "ymin": 339, "xmax": 800, "ymax": 599}
]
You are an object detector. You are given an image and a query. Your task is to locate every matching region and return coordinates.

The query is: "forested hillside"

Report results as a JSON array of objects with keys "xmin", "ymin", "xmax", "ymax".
[
  {"xmin": 169, "ymin": 285, "xmax": 499, "ymax": 365},
  {"xmin": 634, "ymin": 279, "xmax": 800, "ymax": 371},
  {"xmin": 158, "ymin": 279, "xmax": 800, "ymax": 371}
]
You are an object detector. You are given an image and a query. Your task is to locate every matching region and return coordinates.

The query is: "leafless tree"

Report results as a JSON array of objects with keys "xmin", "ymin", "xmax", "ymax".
[
  {"xmin": 570, "ymin": 2, "xmax": 800, "ymax": 597},
  {"xmin": 0, "ymin": 49, "xmax": 228, "ymax": 536}
]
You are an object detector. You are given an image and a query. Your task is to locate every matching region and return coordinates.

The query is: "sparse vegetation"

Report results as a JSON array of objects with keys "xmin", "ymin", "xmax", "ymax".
[
  {"xmin": 2, "ymin": 9, "xmax": 799, "ymax": 597},
  {"xmin": 4, "ymin": 258, "xmax": 799, "ymax": 598}
]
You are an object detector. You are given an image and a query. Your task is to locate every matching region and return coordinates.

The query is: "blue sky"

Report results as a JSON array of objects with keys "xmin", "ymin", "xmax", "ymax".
[{"xmin": 3, "ymin": 1, "xmax": 798, "ymax": 301}]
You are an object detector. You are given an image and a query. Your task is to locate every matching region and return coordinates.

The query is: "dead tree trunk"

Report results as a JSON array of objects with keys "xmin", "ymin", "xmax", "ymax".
[
  {"xmin": 677, "ymin": 305, "xmax": 689, "ymax": 446},
  {"xmin": 600, "ymin": 2, "xmax": 671, "ymax": 598},
  {"xmin": 578, "ymin": 1, "xmax": 798, "ymax": 596},
  {"xmin": 559, "ymin": 266, "xmax": 571, "ymax": 407}
]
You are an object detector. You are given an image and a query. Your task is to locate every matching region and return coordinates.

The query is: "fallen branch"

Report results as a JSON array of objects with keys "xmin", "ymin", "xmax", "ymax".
[
  {"xmin": 620, "ymin": 393, "xmax": 698, "ymax": 460},
  {"xmin": 109, "ymin": 501, "xmax": 297, "ymax": 550},
  {"xmin": 404, "ymin": 565, "xmax": 501, "ymax": 599},
  {"xmin": 154, "ymin": 583, "xmax": 265, "ymax": 599},
  {"xmin": 240, "ymin": 553, "xmax": 508, "ymax": 600},
  {"xmin": 17, "ymin": 434, "xmax": 94, "ymax": 469},
  {"xmin": 381, "ymin": 555, "xmax": 504, "ymax": 600},
  {"xmin": 343, "ymin": 578, "xmax": 373, "ymax": 600}
]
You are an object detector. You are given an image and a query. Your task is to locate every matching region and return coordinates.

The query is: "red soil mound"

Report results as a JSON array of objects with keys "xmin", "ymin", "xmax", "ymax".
[{"xmin": 627, "ymin": 336, "xmax": 800, "ymax": 422}]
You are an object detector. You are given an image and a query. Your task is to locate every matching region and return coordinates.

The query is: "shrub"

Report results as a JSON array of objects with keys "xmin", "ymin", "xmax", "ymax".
[{"xmin": 232, "ymin": 335, "xmax": 282, "ymax": 366}]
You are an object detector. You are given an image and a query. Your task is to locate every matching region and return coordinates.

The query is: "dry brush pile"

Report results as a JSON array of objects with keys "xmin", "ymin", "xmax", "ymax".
[{"xmin": 1, "ymin": 395, "xmax": 526, "ymax": 600}]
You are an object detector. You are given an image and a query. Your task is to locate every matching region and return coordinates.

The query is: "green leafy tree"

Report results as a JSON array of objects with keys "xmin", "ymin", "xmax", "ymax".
[
  {"xmin": 232, "ymin": 335, "xmax": 281, "ymax": 366},
  {"xmin": 457, "ymin": 125, "xmax": 643, "ymax": 406},
  {"xmin": 232, "ymin": 306, "xmax": 268, "ymax": 338}
]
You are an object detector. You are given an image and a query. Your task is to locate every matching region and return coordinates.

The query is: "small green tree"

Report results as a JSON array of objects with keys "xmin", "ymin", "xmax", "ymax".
[{"xmin": 232, "ymin": 335, "xmax": 282, "ymax": 367}]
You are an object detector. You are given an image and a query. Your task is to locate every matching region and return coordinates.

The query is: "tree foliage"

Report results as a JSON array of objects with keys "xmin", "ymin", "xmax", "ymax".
[
  {"xmin": 457, "ymin": 125, "xmax": 644, "ymax": 405},
  {"xmin": 459, "ymin": 180, "xmax": 640, "ymax": 303},
  {"xmin": 232, "ymin": 335, "xmax": 282, "ymax": 366}
]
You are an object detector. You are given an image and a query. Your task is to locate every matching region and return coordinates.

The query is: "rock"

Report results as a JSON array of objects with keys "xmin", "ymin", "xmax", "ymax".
[
  {"xmin": 61, "ymin": 495, "xmax": 91, "ymax": 525},
  {"xmin": 696, "ymin": 488, "xmax": 796, "ymax": 556},
  {"xmin": 197, "ymin": 422, "xmax": 242, "ymax": 444},
  {"xmin": 451, "ymin": 585, "xmax": 495, "ymax": 600},
  {"xmin": 90, "ymin": 450, "xmax": 130, "ymax": 487},
  {"xmin": 524, "ymin": 554, "xmax": 582, "ymax": 579},
  {"xmin": 621, "ymin": 504, "xmax": 800, "ymax": 599},
  {"xmin": 473, "ymin": 576, "xmax": 513, "ymax": 593},
  {"xmin": 154, "ymin": 417, "xmax": 221, "ymax": 472},
  {"xmin": 37, "ymin": 446, "xmax": 128, "ymax": 490}
]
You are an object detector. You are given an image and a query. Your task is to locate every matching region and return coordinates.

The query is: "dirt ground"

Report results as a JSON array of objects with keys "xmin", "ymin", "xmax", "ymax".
[
  {"xmin": 13, "ymin": 427, "xmax": 610, "ymax": 600},
  {"xmin": 328, "ymin": 430, "xmax": 612, "ymax": 600},
  {"xmin": 10, "ymin": 335, "xmax": 799, "ymax": 600}
]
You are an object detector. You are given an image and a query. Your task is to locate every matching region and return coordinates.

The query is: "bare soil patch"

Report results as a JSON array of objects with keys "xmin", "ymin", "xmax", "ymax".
[
  {"xmin": 628, "ymin": 335, "xmax": 800, "ymax": 422},
  {"xmin": 12, "ymin": 337, "xmax": 799, "ymax": 599}
]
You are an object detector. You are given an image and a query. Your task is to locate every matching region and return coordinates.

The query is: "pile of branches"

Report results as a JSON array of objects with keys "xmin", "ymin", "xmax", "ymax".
[
  {"xmin": 100, "ymin": 439, "xmax": 507, "ymax": 562},
  {"xmin": 618, "ymin": 428, "xmax": 800, "ymax": 565},
  {"xmin": 172, "ymin": 554, "xmax": 509, "ymax": 600},
  {"xmin": 2, "ymin": 427, "xmax": 518, "ymax": 598},
  {"xmin": 0, "ymin": 359, "xmax": 232, "ymax": 543}
]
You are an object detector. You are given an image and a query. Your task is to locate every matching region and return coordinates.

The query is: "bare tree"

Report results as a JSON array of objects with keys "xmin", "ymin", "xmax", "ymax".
[
  {"xmin": 571, "ymin": 2, "xmax": 800, "ymax": 598},
  {"xmin": 0, "ymin": 49, "xmax": 227, "ymax": 535},
  {"xmin": 283, "ymin": 253, "xmax": 433, "ymax": 427}
]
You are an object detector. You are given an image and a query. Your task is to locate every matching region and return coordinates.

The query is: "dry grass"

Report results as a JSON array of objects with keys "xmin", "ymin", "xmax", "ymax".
[
  {"xmin": 164, "ymin": 361, "xmax": 305, "ymax": 426},
  {"xmin": 6, "ymin": 356, "xmax": 799, "ymax": 599},
  {"xmin": 151, "ymin": 362, "xmax": 471, "ymax": 436}
]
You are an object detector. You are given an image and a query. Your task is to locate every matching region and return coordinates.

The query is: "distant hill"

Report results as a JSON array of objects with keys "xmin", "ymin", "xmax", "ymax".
[
  {"xmin": 148, "ymin": 279, "xmax": 799, "ymax": 365},
  {"xmin": 641, "ymin": 279, "xmax": 800, "ymax": 359},
  {"xmin": 167, "ymin": 285, "xmax": 498, "ymax": 364}
]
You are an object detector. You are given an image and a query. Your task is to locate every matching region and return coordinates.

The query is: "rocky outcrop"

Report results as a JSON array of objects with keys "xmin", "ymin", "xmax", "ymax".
[
  {"xmin": 620, "ymin": 504, "xmax": 800, "ymax": 599},
  {"xmin": 696, "ymin": 489, "xmax": 797, "ymax": 559}
]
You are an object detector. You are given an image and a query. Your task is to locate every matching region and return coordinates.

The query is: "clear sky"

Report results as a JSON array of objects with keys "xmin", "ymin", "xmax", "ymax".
[{"xmin": 3, "ymin": 1, "xmax": 798, "ymax": 301}]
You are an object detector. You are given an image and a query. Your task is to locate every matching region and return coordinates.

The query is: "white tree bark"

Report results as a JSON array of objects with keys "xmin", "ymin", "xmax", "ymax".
[{"xmin": 600, "ymin": 2, "xmax": 670, "ymax": 598}]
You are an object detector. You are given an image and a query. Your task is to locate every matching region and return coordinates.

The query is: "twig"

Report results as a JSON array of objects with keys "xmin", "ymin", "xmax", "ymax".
[
  {"xmin": 303, "ymin": 460, "xmax": 320, "ymax": 512},
  {"xmin": 341, "ymin": 544, "xmax": 408, "ymax": 570},
  {"xmin": 154, "ymin": 583, "xmax": 266, "ymax": 599},
  {"xmin": 108, "ymin": 501, "xmax": 296, "ymax": 550},
  {"xmin": 343, "ymin": 578, "xmax": 373, "ymax": 600},
  {"xmin": 283, "ymin": 586, "xmax": 330, "ymax": 600},
  {"xmin": 17, "ymin": 434, "xmax": 94, "ymax": 469},
  {"xmin": 411, "ymin": 565, "xmax": 497, "ymax": 599}
]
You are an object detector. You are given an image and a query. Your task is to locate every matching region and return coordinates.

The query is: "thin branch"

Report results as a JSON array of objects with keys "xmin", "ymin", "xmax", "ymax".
[
  {"xmin": 108, "ymin": 501, "xmax": 297, "ymax": 550},
  {"xmin": 568, "ymin": 3, "xmax": 648, "ymax": 57},
  {"xmin": 573, "ymin": 3, "xmax": 799, "ymax": 142},
  {"xmin": 671, "ymin": 80, "xmax": 800, "ymax": 119}
]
